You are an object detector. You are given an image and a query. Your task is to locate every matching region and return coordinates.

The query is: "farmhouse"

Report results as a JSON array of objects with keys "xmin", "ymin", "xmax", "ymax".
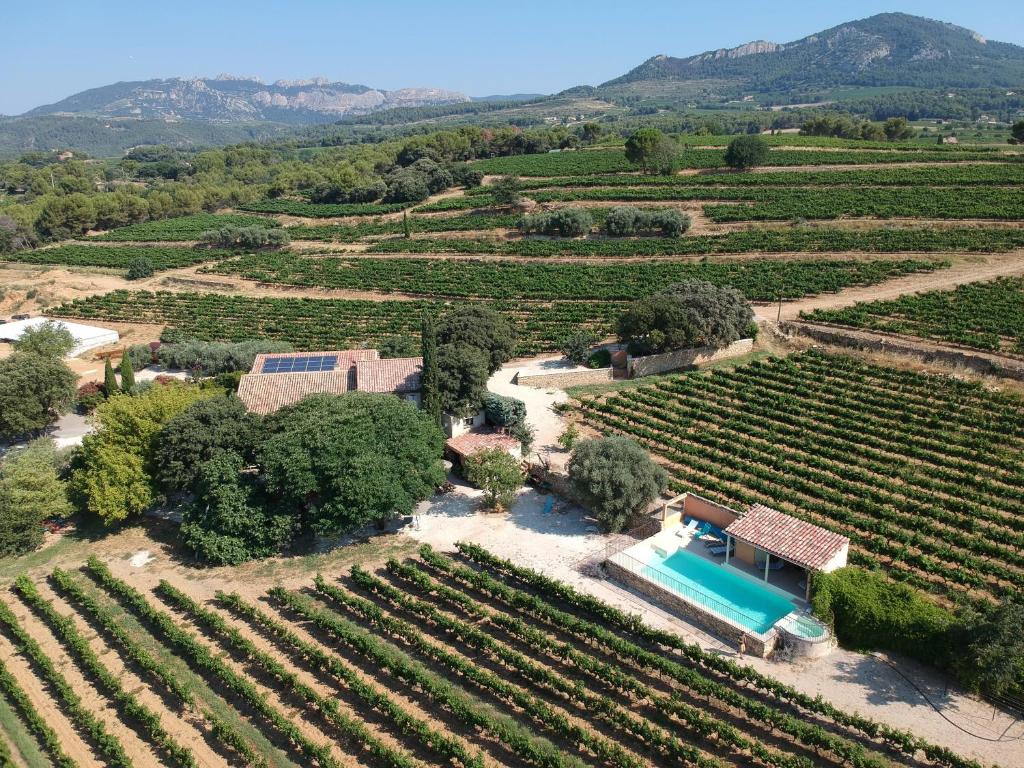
[{"xmin": 237, "ymin": 349, "xmax": 422, "ymax": 415}]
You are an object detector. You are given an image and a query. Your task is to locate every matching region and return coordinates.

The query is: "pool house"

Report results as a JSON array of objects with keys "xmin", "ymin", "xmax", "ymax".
[{"xmin": 605, "ymin": 493, "xmax": 848, "ymax": 658}]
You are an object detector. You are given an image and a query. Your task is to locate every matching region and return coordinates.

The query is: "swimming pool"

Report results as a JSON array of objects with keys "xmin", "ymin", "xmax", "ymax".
[{"xmin": 641, "ymin": 547, "xmax": 796, "ymax": 635}]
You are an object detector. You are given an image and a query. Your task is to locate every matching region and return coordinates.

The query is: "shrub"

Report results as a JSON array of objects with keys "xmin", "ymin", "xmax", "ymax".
[
  {"xmin": 490, "ymin": 175, "xmax": 523, "ymax": 207},
  {"xmin": 483, "ymin": 392, "xmax": 527, "ymax": 428},
  {"xmin": 383, "ymin": 170, "xmax": 430, "ymax": 203},
  {"xmin": 463, "ymin": 448, "xmax": 524, "ymax": 509},
  {"xmin": 124, "ymin": 343, "xmax": 156, "ymax": 370},
  {"xmin": 567, "ymin": 436, "xmax": 668, "ymax": 533},
  {"xmin": 76, "ymin": 382, "xmax": 105, "ymax": 413},
  {"xmin": 587, "ymin": 349, "xmax": 612, "ymax": 369},
  {"xmin": 310, "ymin": 180, "xmax": 387, "ymax": 204},
  {"xmin": 199, "ymin": 226, "xmax": 289, "ymax": 249},
  {"xmin": 557, "ymin": 424, "xmax": 580, "ymax": 451},
  {"xmin": 811, "ymin": 567, "xmax": 957, "ymax": 666},
  {"xmin": 125, "ymin": 257, "xmax": 155, "ymax": 280},
  {"xmin": 155, "ymin": 339, "xmax": 294, "ymax": 374},
  {"xmin": 519, "ymin": 208, "xmax": 593, "ymax": 237}
]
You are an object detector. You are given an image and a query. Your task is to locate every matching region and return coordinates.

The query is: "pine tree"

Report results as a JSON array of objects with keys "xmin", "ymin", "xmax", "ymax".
[
  {"xmin": 103, "ymin": 358, "xmax": 118, "ymax": 397},
  {"xmin": 420, "ymin": 315, "xmax": 442, "ymax": 426},
  {"xmin": 119, "ymin": 356, "xmax": 135, "ymax": 394}
]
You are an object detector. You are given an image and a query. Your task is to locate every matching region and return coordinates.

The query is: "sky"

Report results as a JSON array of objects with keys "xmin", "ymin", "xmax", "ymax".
[{"xmin": 3, "ymin": 0, "xmax": 1023, "ymax": 115}]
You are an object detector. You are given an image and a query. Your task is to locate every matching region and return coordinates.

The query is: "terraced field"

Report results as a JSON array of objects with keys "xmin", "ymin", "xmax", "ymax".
[
  {"xmin": 802, "ymin": 277, "xmax": 1024, "ymax": 354},
  {"xmin": 0, "ymin": 547, "xmax": 989, "ymax": 768},
  {"xmin": 577, "ymin": 350, "xmax": 1024, "ymax": 603}
]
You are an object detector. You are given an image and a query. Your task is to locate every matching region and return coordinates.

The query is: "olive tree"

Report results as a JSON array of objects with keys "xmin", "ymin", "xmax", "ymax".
[
  {"xmin": 463, "ymin": 448, "xmax": 524, "ymax": 509},
  {"xmin": 723, "ymin": 135, "xmax": 769, "ymax": 170},
  {"xmin": 568, "ymin": 436, "xmax": 668, "ymax": 533},
  {"xmin": 12, "ymin": 321, "xmax": 75, "ymax": 358}
]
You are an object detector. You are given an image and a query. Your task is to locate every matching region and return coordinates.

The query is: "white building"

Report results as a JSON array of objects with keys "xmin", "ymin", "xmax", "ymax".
[{"xmin": 0, "ymin": 317, "xmax": 119, "ymax": 357}]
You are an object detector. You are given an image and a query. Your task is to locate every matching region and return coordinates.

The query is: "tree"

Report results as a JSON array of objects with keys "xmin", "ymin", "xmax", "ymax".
[
  {"xmin": 519, "ymin": 208, "xmax": 593, "ymax": 237},
  {"xmin": 560, "ymin": 330, "xmax": 599, "ymax": 365},
  {"xmin": 883, "ymin": 117, "xmax": 914, "ymax": 141},
  {"xmin": 435, "ymin": 344, "xmax": 490, "ymax": 417},
  {"xmin": 617, "ymin": 281, "xmax": 754, "ymax": 354},
  {"xmin": 420, "ymin": 316, "xmax": 442, "ymax": 425},
  {"xmin": 70, "ymin": 383, "xmax": 214, "ymax": 523},
  {"xmin": 0, "ymin": 353, "xmax": 77, "ymax": 439},
  {"xmin": 103, "ymin": 358, "xmax": 118, "ymax": 396},
  {"xmin": 0, "ymin": 439, "xmax": 72, "ymax": 557},
  {"xmin": 1011, "ymin": 120, "xmax": 1024, "ymax": 145},
  {"xmin": 956, "ymin": 596, "xmax": 1024, "ymax": 696},
  {"xmin": 259, "ymin": 393, "xmax": 445, "ymax": 536},
  {"xmin": 436, "ymin": 305, "xmax": 516, "ymax": 375},
  {"xmin": 482, "ymin": 392, "xmax": 526, "ymax": 428},
  {"xmin": 119, "ymin": 356, "xmax": 135, "ymax": 393},
  {"xmin": 179, "ymin": 453, "xmax": 294, "ymax": 566},
  {"xmin": 567, "ymin": 436, "xmax": 668, "ymax": 533},
  {"xmin": 491, "ymin": 174, "xmax": 523, "ymax": 207},
  {"xmin": 153, "ymin": 394, "xmax": 260, "ymax": 492},
  {"xmin": 624, "ymin": 129, "xmax": 678, "ymax": 174},
  {"xmin": 12, "ymin": 321, "xmax": 75, "ymax": 359},
  {"xmin": 463, "ymin": 448, "xmax": 523, "ymax": 509},
  {"xmin": 723, "ymin": 136, "xmax": 769, "ymax": 170}
]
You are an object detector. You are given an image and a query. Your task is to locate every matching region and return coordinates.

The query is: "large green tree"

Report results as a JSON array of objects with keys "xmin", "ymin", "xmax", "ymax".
[
  {"xmin": 567, "ymin": 436, "xmax": 668, "ymax": 533},
  {"xmin": 12, "ymin": 321, "xmax": 75, "ymax": 359},
  {"xmin": 153, "ymin": 394, "xmax": 261, "ymax": 492},
  {"xmin": 624, "ymin": 128, "xmax": 679, "ymax": 174},
  {"xmin": 436, "ymin": 305, "xmax": 516, "ymax": 375},
  {"xmin": 617, "ymin": 281, "xmax": 754, "ymax": 354},
  {"xmin": 70, "ymin": 383, "xmax": 214, "ymax": 523},
  {"xmin": 0, "ymin": 439, "xmax": 72, "ymax": 557},
  {"xmin": 435, "ymin": 344, "xmax": 491, "ymax": 418},
  {"xmin": 179, "ymin": 453, "xmax": 294, "ymax": 566},
  {"xmin": 0, "ymin": 352, "xmax": 77, "ymax": 439},
  {"xmin": 259, "ymin": 393, "xmax": 445, "ymax": 536},
  {"xmin": 723, "ymin": 135, "xmax": 769, "ymax": 170}
]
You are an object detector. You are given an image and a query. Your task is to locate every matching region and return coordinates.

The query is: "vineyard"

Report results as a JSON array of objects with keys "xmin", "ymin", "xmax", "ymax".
[
  {"xmin": 471, "ymin": 148, "xmax": 1022, "ymax": 175},
  {"xmin": 90, "ymin": 214, "xmax": 280, "ymax": 242},
  {"xmin": 206, "ymin": 253, "xmax": 945, "ymax": 301},
  {"xmin": 0, "ymin": 547, "xmax": 988, "ymax": 768},
  {"xmin": 50, "ymin": 290, "xmax": 623, "ymax": 354},
  {"xmin": 577, "ymin": 350, "xmax": 1024, "ymax": 603},
  {"xmin": 2, "ymin": 245, "xmax": 238, "ymax": 271},
  {"xmin": 237, "ymin": 200, "xmax": 410, "ymax": 217},
  {"xmin": 802, "ymin": 277, "xmax": 1024, "ymax": 354}
]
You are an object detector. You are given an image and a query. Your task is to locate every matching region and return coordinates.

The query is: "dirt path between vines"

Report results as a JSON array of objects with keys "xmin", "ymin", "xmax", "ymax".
[{"xmin": 760, "ymin": 249, "xmax": 1024, "ymax": 321}]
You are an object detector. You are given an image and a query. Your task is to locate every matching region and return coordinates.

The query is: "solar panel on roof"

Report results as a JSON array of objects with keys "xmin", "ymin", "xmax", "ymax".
[{"xmin": 261, "ymin": 354, "xmax": 339, "ymax": 374}]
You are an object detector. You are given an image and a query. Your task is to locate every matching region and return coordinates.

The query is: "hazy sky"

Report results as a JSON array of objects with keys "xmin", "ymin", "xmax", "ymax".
[{"xmin": 3, "ymin": 1, "xmax": 1022, "ymax": 115}]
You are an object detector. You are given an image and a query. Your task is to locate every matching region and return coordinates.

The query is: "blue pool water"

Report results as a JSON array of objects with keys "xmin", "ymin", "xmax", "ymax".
[{"xmin": 642, "ymin": 548, "xmax": 796, "ymax": 634}]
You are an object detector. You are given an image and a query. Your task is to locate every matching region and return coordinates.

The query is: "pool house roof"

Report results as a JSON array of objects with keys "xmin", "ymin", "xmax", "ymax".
[{"xmin": 724, "ymin": 504, "xmax": 849, "ymax": 572}]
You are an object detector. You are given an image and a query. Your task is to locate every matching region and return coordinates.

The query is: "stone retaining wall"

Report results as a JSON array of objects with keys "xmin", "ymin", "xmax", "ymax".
[
  {"xmin": 515, "ymin": 367, "xmax": 616, "ymax": 389},
  {"xmin": 785, "ymin": 322, "xmax": 1024, "ymax": 381},
  {"xmin": 605, "ymin": 557, "xmax": 776, "ymax": 657},
  {"xmin": 627, "ymin": 338, "xmax": 755, "ymax": 378}
]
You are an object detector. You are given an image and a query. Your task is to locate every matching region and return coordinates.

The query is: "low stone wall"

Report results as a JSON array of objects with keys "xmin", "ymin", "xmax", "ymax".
[
  {"xmin": 605, "ymin": 557, "xmax": 776, "ymax": 657},
  {"xmin": 785, "ymin": 322, "xmax": 1024, "ymax": 381},
  {"xmin": 515, "ymin": 366, "xmax": 616, "ymax": 389},
  {"xmin": 628, "ymin": 338, "xmax": 754, "ymax": 378}
]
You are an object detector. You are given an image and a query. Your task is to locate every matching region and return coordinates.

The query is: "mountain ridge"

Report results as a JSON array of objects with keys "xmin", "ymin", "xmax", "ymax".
[
  {"xmin": 24, "ymin": 76, "xmax": 470, "ymax": 125},
  {"xmin": 602, "ymin": 13, "xmax": 1024, "ymax": 92}
]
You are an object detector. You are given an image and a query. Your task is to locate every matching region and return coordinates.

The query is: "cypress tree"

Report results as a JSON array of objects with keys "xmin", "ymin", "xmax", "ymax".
[
  {"xmin": 420, "ymin": 315, "xmax": 442, "ymax": 426},
  {"xmin": 103, "ymin": 358, "xmax": 118, "ymax": 397},
  {"xmin": 119, "ymin": 356, "xmax": 135, "ymax": 394},
  {"xmin": 402, "ymin": 211, "xmax": 411, "ymax": 239}
]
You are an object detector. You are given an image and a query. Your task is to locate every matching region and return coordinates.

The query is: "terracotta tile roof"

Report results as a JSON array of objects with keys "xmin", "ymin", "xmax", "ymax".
[
  {"xmin": 355, "ymin": 357, "xmax": 422, "ymax": 393},
  {"xmin": 724, "ymin": 503, "xmax": 849, "ymax": 571},
  {"xmin": 446, "ymin": 431, "xmax": 521, "ymax": 458},
  {"xmin": 251, "ymin": 348, "xmax": 377, "ymax": 374},
  {"xmin": 237, "ymin": 371, "xmax": 355, "ymax": 415}
]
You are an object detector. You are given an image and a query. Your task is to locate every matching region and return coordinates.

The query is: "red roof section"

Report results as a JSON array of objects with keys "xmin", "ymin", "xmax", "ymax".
[
  {"xmin": 724, "ymin": 503, "xmax": 849, "ymax": 571},
  {"xmin": 446, "ymin": 431, "xmax": 520, "ymax": 458},
  {"xmin": 355, "ymin": 357, "xmax": 422, "ymax": 393},
  {"xmin": 237, "ymin": 371, "xmax": 354, "ymax": 415}
]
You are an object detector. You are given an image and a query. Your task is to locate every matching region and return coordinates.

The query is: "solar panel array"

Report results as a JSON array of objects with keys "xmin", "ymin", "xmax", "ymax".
[{"xmin": 261, "ymin": 354, "xmax": 339, "ymax": 374}]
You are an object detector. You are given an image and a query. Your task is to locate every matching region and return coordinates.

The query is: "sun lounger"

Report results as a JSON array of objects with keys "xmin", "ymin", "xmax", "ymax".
[{"xmin": 675, "ymin": 519, "xmax": 699, "ymax": 538}]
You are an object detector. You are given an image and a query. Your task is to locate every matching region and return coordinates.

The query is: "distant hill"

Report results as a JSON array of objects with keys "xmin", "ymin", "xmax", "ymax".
[
  {"xmin": 603, "ymin": 13, "xmax": 1024, "ymax": 96},
  {"xmin": 24, "ymin": 75, "xmax": 469, "ymax": 124}
]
